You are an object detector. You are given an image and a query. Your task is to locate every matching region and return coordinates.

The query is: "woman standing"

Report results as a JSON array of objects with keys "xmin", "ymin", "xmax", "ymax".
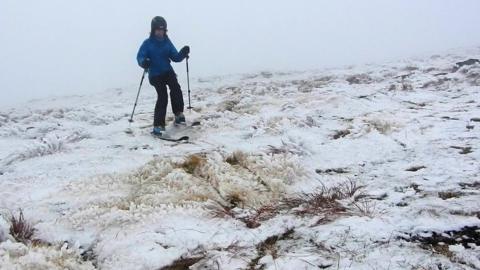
[{"xmin": 137, "ymin": 16, "xmax": 190, "ymax": 136}]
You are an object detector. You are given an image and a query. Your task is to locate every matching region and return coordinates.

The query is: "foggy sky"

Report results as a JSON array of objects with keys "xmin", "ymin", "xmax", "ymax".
[{"xmin": 1, "ymin": 0, "xmax": 480, "ymax": 107}]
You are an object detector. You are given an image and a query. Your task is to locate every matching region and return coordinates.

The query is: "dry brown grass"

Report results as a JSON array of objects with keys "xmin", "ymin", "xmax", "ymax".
[
  {"xmin": 208, "ymin": 180, "xmax": 368, "ymax": 229},
  {"xmin": 351, "ymin": 199, "xmax": 377, "ymax": 218},
  {"xmin": 346, "ymin": 74, "xmax": 373, "ymax": 85},
  {"xmin": 248, "ymin": 228, "xmax": 295, "ymax": 269},
  {"xmin": 284, "ymin": 190, "xmax": 346, "ymax": 216},
  {"xmin": 284, "ymin": 180, "xmax": 366, "ymax": 217},
  {"xmin": 218, "ymin": 99, "xmax": 240, "ymax": 112},
  {"xmin": 366, "ymin": 119, "xmax": 393, "ymax": 134},
  {"xmin": 225, "ymin": 151, "xmax": 247, "ymax": 166},
  {"xmin": 205, "ymin": 202, "xmax": 235, "ymax": 219},
  {"xmin": 225, "ymin": 192, "xmax": 245, "ymax": 208},
  {"xmin": 180, "ymin": 154, "xmax": 206, "ymax": 174},
  {"xmin": 339, "ymin": 179, "xmax": 366, "ymax": 198},
  {"xmin": 240, "ymin": 204, "xmax": 281, "ymax": 229},
  {"xmin": 159, "ymin": 255, "xmax": 206, "ymax": 270},
  {"xmin": 206, "ymin": 201, "xmax": 281, "ymax": 229},
  {"xmin": 265, "ymin": 140, "xmax": 308, "ymax": 156},
  {"xmin": 9, "ymin": 209, "xmax": 35, "ymax": 244}
]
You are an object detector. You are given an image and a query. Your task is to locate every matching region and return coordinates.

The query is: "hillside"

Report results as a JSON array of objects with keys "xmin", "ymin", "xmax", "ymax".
[{"xmin": 1, "ymin": 48, "xmax": 480, "ymax": 269}]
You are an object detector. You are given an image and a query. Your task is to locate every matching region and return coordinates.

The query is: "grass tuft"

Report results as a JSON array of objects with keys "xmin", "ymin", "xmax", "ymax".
[
  {"xmin": 225, "ymin": 151, "xmax": 247, "ymax": 166},
  {"xmin": 180, "ymin": 154, "xmax": 206, "ymax": 174},
  {"xmin": 9, "ymin": 209, "xmax": 35, "ymax": 244},
  {"xmin": 159, "ymin": 255, "xmax": 205, "ymax": 270}
]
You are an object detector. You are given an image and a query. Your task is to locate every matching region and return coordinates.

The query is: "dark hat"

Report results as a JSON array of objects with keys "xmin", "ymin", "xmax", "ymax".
[{"xmin": 151, "ymin": 16, "xmax": 167, "ymax": 31}]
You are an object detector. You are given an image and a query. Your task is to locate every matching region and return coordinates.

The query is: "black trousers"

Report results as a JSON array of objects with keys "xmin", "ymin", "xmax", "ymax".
[{"xmin": 149, "ymin": 70, "xmax": 184, "ymax": 127}]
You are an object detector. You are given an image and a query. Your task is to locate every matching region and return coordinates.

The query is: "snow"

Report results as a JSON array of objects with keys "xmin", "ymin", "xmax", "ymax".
[{"xmin": 1, "ymin": 47, "xmax": 480, "ymax": 269}]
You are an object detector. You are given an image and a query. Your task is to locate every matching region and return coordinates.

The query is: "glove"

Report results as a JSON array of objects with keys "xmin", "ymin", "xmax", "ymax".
[
  {"xmin": 179, "ymin": 46, "xmax": 190, "ymax": 58},
  {"xmin": 141, "ymin": 58, "xmax": 151, "ymax": 69}
]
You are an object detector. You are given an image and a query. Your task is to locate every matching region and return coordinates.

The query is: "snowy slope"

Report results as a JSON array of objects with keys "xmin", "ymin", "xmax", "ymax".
[{"xmin": 1, "ymin": 47, "xmax": 480, "ymax": 269}]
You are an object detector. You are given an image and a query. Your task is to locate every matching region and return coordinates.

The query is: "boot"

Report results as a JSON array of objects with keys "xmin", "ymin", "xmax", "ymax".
[
  {"xmin": 174, "ymin": 112, "xmax": 186, "ymax": 125},
  {"xmin": 152, "ymin": 125, "xmax": 166, "ymax": 135}
]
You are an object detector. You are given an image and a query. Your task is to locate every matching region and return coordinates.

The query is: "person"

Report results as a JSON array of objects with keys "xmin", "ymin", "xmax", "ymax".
[{"xmin": 136, "ymin": 16, "xmax": 190, "ymax": 135}]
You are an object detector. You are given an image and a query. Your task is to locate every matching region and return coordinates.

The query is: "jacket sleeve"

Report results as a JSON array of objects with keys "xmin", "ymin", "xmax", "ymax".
[
  {"xmin": 136, "ymin": 40, "xmax": 149, "ymax": 67},
  {"xmin": 168, "ymin": 39, "xmax": 186, "ymax": 62}
]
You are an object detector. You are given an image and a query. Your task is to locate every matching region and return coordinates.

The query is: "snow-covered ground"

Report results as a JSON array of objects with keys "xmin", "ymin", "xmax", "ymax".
[{"xmin": 1, "ymin": 47, "xmax": 480, "ymax": 269}]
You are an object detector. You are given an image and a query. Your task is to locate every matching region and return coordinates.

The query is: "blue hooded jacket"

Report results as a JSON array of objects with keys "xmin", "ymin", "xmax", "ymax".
[{"xmin": 137, "ymin": 36, "xmax": 186, "ymax": 78}]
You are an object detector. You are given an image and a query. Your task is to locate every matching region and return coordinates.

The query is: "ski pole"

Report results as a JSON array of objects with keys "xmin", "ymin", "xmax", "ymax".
[
  {"xmin": 128, "ymin": 69, "xmax": 147, "ymax": 122},
  {"xmin": 186, "ymin": 56, "xmax": 193, "ymax": 109}
]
